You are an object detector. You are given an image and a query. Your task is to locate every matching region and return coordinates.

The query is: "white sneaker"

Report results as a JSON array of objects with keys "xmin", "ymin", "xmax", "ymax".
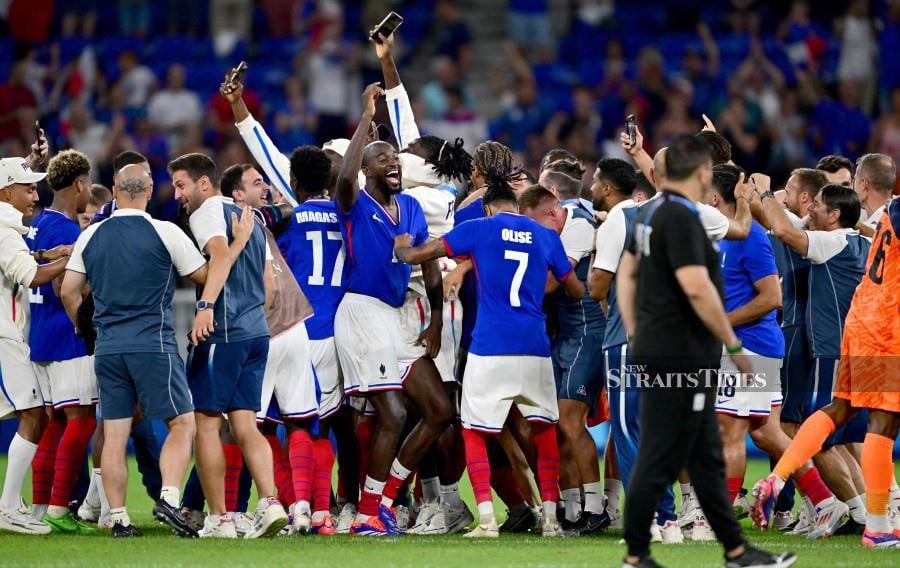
[
  {"xmin": 0, "ymin": 506, "xmax": 51, "ymax": 535},
  {"xmin": 660, "ymin": 520, "xmax": 684, "ymax": 544},
  {"xmin": 541, "ymin": 515, "xmax": 562, "ymax": 537},
  {"xmin": 336, "ymin": 503, "xmax": 357, "ymax": 534},
  {"xmin": 732, "ymin": 490, "xmax": 751, "ymax": 520},
  {"xmin": 199, "ymin": 515, "xmax": 237, "ymax": 538},
  {"xmin": 288, "ymin": 502, "xmax": 311, "ymax": 535},
  {"xmin": 464, "ymin": 515, "xmax": 499, "ymax": 538},
  {"xmin": 788, "ymin": 503, "xmax": 813, "ymax": 536},
  {"xmin": 77, "ymin": 501, "xmax": 100, "ymax": 524},
  {"xmin": 773, "ymin": 511, "xmax": 794, "ymax": 531},
  {"xmin": 394, "ymin": 505, "xmax": 410, "ymax": 532},
  {"xmin": 233, "ymin": 512, "xmax": 255, "ymax": 537},
  {"xmin": 650, "ymin": 518, "xmax": 662, "ymax": 543},
  {"xmin": 891, "ymin": 507, "xmax": 900, "ymax": 531},
  {"xmin": 246, "ymin": 499, "xmax": 289, "ymax": 539},
  {"xmin": 182, "ymin": 508, "xmax": 206, "ymax": 533},
  {"xmin": 688, "ymin": 514, "xmax": 716, "ymax": 542},
  {"xmin": 678, "ymin": 493, "xmax": 698, "ymax": 529},
  {"xmin": 605, "ymin": 495, "xmax": 623, "ymax": 530},
  {"xmin": 408, "ymin": 502, "xmax": 439, "ymax": 534},
  {"xmin": 441, "ymin": 502, "xmax": 475, "ymax": 535},
  {"xmin": 807, "ymin": 497, "xmax": 849, "ymax": 540},
  {"xmin": 98, "ymin": 510, "xmax": 112, "ymax": 529}
]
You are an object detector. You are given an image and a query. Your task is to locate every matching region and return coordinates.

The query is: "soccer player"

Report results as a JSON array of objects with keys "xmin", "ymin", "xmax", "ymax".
[
  {"xmin": 376, "ymin": 30, "xmax": 474, "ymax": 534},
  {"xmin": 0, "ymin": 157, "xmax": 72, "ymax": 536},
  {"xmin": 59, "ymin": 164, "xmax": 245, "ymax": 537},
  {"xmin": 333, "ymin": 84, "xmax": 453, "ymax": 536},
  {"xmin": 707, "ymin": 166, "xmax": 842, "ymax": 536},
  {"xmin": 816, "ymin": 155, "xmax": 854, "ymax": 187},
  {"xmin": 753, "ymin": 181, "xmax": 872, "ymax": 538},
  {"xmin": 753, "ymin": 157, "xmax": 900, "ymax": 547},
  {"xmin": 26, "ymin": 150, "xmax": 98, "ymax": 533},
  {"xmin": 395, "ymin": 171, "xmax": 585, "ymax": 538},
  {"xmin": 519, "ymin": 182, "xmax": 610, "ymax": 534},
  {"xmin": 616, "ymin": 135, "xmax": 795, "ymax": 568},
  {"xmin": 171, "ymin": 153, "xmax": 289, "ymax": 538},
  {"xmin": 79, "ymin": 184, "xmax": 112, "ymax": 230}
]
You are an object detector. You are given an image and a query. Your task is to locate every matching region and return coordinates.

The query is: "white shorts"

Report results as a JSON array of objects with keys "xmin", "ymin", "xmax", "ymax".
[
  {"xmin": 461, "ymin": 354, "xmax": 558, "ymax": 432},
  {"xmin": 258, "ymin": 322, "xmax": 318, "ymax": 422},
  {"xmin": 310, "ymin": 337, "xmax": 342, "ymax": 418},
  {"xmin": 335, "ymin": 293, "xmax": 410, "ymax": 395},
  {"xmin": 34, "ymin": 355, "xmax": 98, "ymax": 409},
  {"xmin": 715, "ymin": 349, "xmax": 783, "ymax": 418},
  {"xmin": 0, "ymin": 338, "xmax": 44, "ymax": 417},
  {"xmin": 398, "ymin": 290, "xmax": 462, "ymax": 383}
]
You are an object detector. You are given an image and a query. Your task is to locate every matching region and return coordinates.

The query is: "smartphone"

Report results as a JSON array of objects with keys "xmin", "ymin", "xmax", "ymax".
[
  {"xmin": 370, "ymin": 11, "xmax": 404, "ymax": 42},
  {"xmin": 626, "ymin": 114, "xmax": 637, "ymax": 148},
  {"xmin": 229, "ymin": 61, "xmax": 248, "ymax": 84},
  {"xmin": 35, "ymin": 120, "xmax": 41, "ymax": 139}
]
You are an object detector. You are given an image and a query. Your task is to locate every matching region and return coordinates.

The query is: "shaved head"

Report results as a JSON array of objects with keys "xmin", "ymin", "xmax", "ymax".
[
  {"xmin": 363, "ymin": 141, "xmax": 395, "ymax": 166},
  {"xmin": 652, "ymin": 147, "xmax": 667, "ymax": 186},
  {"xmin": 115, "ymin": 164, "xmax": 152, "ymax": 200}
]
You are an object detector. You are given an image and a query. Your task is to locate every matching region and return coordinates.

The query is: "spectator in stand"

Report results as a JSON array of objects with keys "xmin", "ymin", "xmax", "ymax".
[
  {"xmin": 575, "ymin": 0, "xmax": 615, "ymax": 28},
  {"xmin": 678, "ymin": 24, "xmax": 722, "ymax": 118},
  {"xmin": 879, "ymin": 1, "xmax": 900, "ymax": 101},
  {"xmin": 271, "ymin": 76, "xmax": 318, "ymax": 151},
  {"xmin": 716, "ymin": 82, "xmax": 765, "ymax": 171},
  {"xmin": 116, "ymin": 51, "xmax": 156, "ymax": 109},
  {"xmin": 810, "ymin": 80, "xmax": 872, "ymax": 162},
  {"xmin": 508, "ymin": 0, "xmax": 553, "ymax": 60},
  {"xmin": 769, "ymin": 90, "xmax": 810, "ymax": 174},
  {"xmin": 130, "ymin": 112, "xmax": 169, "ymax": 174},
  {"xmin": 419, "ymin": 57, "xmax": 467, "ymax": 122},
  {"xmin": 63, "ymin": 101, "xmax": 110, "ymax": 173},
  {"xmin": 209, "ymin": 0, "xmax": 252, "ymax": 57},
  {"xmin": 836, "ymin": 0, "xmax": 878, "ymax": 115},
  {"xmin": 148, "ymin": 65, "xmax": 203, "ymax": 137},
  {"xmin": 260, "ymin": 0, "xmax": 300, "ymax": 38},
  {"xmin": 777, "ymin": 0, "xmax": 829, "ymax": 71},
  {"xmin": 303, "ymin": 19, "xmax": 357, "ymax": 143},
  {"xmin": 652, "ymin": 81, "xmax": 699, "ymax": 150},
  {"xmin": 117, "ymin": 0, "xmax": 150, "ymax": 38},
  {"xmin": 166, "ymin": 0, "xmax": 202, "ymax": 36},
  {"xmin": 735, "ymin": 42, "xmax": 786, "ymax": 126},
  {"xmin": 545, "ymin": 85, "xmax": 602, "ymax": 160},
  {"xmin": 491, "ymin": 77, "xmax": 554, "ymax": 153},
  {"xmin": 870, "ymin": 87, "xmax": 900, "ymax": 161},
  {"xmin": 208, "ymin": 79, "xmax": 262, "ymax": 145},
  {"xmin": 61, "ymin": 0, "xmax": 98, "ymax": 38},
  {"xmin": 634, "ymin": 47, "xmax": 669, "ymax": 134},
  {"xmin": 432, "ymin": 0, "xmax": 472, "ymax": 71},
  {"xmin": 0, "ymin": 61, "xmax": 38, "ymax": 145},
  {"xmin": 422, "ymin": 85, "xmax": 488, "ymax": 154}
]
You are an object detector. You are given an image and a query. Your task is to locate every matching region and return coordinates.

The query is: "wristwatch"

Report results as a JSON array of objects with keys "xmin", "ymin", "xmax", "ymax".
[
  {"xmin": 196, "ymin": 300, "xmax": 213, "ymax": 311},
  {"xmin": 760, "ymin": 191, "xmax": 775, "ymax": 202},
  {"xmin": 33, "ymin": 249, "xmax": 46, "ymax": 262}
]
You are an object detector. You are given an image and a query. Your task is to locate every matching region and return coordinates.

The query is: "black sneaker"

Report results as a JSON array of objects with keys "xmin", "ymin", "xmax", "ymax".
[
  {"xmin": 724, "ymin": 545, "xmax": 797, "ymax": 568},
  {"xmin": 112, "ymin": 522, "xmax": 143, "ymax": 537},
  {"xmin": 622, "ymin": 555, "xmax": 665, "ymax": 568},
  {"xmin": 153, "ymin": 499, "xmax": 198, "ymax": 538},
  {"xmin": 564, "ymin": 511, "xmax": 612, "ymax": 535},
  {"xmin": 500, "ymin": 503, "xmax": 538, "ymax": 533},
  {"xmin": 833, "ymin": 518, "xmax": 865, "ymax": 535}
]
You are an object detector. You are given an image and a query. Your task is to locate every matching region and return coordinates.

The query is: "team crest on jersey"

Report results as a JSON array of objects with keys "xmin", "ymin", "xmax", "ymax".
[
  {"xmin": 378, "ymin": 363, "xmax": 386, "ymax": 379},
  {"xmin": 576, "ymin": 385, "xmax": 587, "ymax": 396}
]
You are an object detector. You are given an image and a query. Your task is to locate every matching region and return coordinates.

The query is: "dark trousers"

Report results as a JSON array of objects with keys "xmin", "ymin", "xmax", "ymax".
[{"xmin": 624, "ymin": 385, "xmax": 745, "ymax": 558}]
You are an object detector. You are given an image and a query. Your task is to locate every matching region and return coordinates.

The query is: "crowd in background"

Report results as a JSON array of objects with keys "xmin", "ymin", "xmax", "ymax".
[{"xmin": 2, "ymin": 0, "xmax": 900, "ymax": 222}]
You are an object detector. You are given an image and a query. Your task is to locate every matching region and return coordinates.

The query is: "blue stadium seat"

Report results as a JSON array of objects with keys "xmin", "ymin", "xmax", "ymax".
[
  {"xmin": 184, "ymin": 62, "xmax": 228, "ymax": 93},
  {"xmin": 98, "ymin": 36, "xmax": 145, "ymax": 62},
  {"xmin": 150, "ymin": 36, "xmax": 209, "ymax": 64},
  {"xmin": 718, "ymin": 35, "xmax": 751, "ymax": 61}
]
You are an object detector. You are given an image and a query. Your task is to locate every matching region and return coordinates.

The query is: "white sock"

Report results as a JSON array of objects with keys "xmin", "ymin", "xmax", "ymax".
[
  {"xmin": 381, "ymin": 460, "xmax": 412, "ymax": 508},
  {"xmin": 604, "ymin": 478, "xmax": 623, "ymax": 513},
  {"xmin": 477, "ymin": 501, "xmax": 494, "ymax": 521},
  {"xmin": 561, "ymin": 488, "xmax": 581, "ymax": 522},
  {"xmin": 867, "ymin": 512, "xmax": 891, "ymax": 533},
  {"xmin": 47, "ymin": 505, "xmax": 68, "ymax": 518},
  {"xmin": 83, "ymin": 468, "xmax": 101, "ymax": 508},
  {"xmin": 421, "ymin": 477, "xmax": 440, "ymax": 504},
  {"xmin": 97, "ymin": 470, "xmax": 110, "ymax": 518},
  {"xmin": 31, "ymin": 503, "xmax": 48, "ymax": 521},
  {"xmin": 160, "ymin": 486, "xmax": 181, "ymax": 508},
  {"xmin": 584, "ymin": 481, "xmax": 604, "ymax": 514},
  {"xmin": 110, "ymin": 506, "xmax": 131, "ymax": 527},
  {"xmin": 439, "ymin": 482, "xmax": 463, "ymax": 508},
  {"xmin": 846, "ymin": 495, "xmax": 867, "ymax": 524},
  {"xmin": 0, "ymin": 434, "xmax": 38, "ymax": 510},
  {"xmin": 542, "ymin": 500, "xmax": 557, "ymax": 522}
]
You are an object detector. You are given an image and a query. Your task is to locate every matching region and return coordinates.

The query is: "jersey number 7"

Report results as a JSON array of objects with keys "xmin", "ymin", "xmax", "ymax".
[{"xmin": 504, "ymin": 250, "xmax": 529, "ymax": 307}]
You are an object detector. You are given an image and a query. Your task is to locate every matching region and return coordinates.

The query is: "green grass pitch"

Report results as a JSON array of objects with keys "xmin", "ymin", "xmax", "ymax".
[{"xmin": 0, "ymin": 457, "xmax": 897, "ymax": 567}]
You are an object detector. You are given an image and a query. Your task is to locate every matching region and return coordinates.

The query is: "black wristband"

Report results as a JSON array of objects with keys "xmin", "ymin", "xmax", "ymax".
[{"xmin": 760, "ymin": 191, "xmax": 775, "ymax": 202}]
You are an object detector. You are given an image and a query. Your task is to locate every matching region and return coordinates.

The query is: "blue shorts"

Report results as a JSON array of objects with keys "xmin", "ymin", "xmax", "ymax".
[
  {"xmin": 780, "ymin": 325, "xmax": 812, "ymax": 424},
  {"xmin": 187, "ymin": 337, "xmax": 269, "ymax": 414},
  {"xmin": 95, "ymin": 352, "xmax": 193, "ymax": 421},
  {"xmin": 809, "ymin": 357, "xmax": 868, "ymax": 446},
  {"xmin": 552, "ymin": 332, "xmax": 605, "ymax": 410}
]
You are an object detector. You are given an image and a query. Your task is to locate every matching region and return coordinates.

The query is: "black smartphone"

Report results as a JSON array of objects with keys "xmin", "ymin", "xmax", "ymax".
[
  {"xmin": 370, "ymin": 11, "xmax": 403, "ymax": 42},
  {"xmin": 35, "ymin": 120, "xmax": 41, "ymax": 139},
  {"xmin": 626, "ymin": 114, "xmax": 637, "ymax": 148},
  {"xmin": 229, "ymin": 61, "xmax": 248, "ymax": 84}
]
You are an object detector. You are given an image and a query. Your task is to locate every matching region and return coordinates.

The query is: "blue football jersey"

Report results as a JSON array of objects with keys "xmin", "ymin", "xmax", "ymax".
[
  {"xmin": 453, "ymin": 197, "xmax": 484, "ymax": 349},
  {"xmin": 337, "ymin": 190, "xmax": 428, "ymax": 308},
  {"xmin": 26, "ymin": 209, "xmax": 87, "ymax": 361},
  {"xmin": 442, "ymin": 212, "xmax": 574, "ymax": 357},
  {"xmin": 277, "ymin": 198, "xmax": 348, "ymax": 340}
]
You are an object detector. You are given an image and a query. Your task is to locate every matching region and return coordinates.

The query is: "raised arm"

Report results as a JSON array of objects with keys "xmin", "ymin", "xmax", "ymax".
[
  {"xmin": 620, "ymin": 124, "xmax": 654, "ymax": 186},
  {"xmin": 30, "ymin": 245, "xmax": 72, "ymax": 287},
  {"xmin": 725, "ymin": 173, "xmax": 754, "ymax": 240},
  {"xmin": 336, "ymin": 83, "xmax": 384, "ymax": 212},
  {"xmin": 754, "ymin": 176, "xmax": 809, "ymax": 256},
  {"xmin": 375, "ymin": 32, "xmax": 422, "ymax": 150}
]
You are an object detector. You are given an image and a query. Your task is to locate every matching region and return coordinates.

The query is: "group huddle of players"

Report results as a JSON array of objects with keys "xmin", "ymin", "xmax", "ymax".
[{"xmin": 0, "ymin": 30, "xmax": 898, "ymax": 554}]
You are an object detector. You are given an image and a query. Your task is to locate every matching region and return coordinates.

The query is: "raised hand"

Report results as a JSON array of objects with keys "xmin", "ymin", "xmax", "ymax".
[
  {"xmin": 701, "ymin": 113, "xmax": 716, "ymax": 133},
  {"xmin": 220, "ymin": 69, "xmax": 245, "ymax": 105},
  {"xmin": 362, "ymin": 82, "xmax": 385, "ymax": 119},
  {"xmin": 371, "ymin": 31, "xmax": 395, "ymax": 60},
  {"xmin": 619, "ymin": 123, "xmax": 644, "ymax": 156}
]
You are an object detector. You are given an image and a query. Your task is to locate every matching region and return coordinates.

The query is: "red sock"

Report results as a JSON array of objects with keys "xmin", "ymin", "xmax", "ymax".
[
  {"xmin": 312, "ymin": 438, "xmax": 335, "ymax": 513},
  {"xmin": 223, "ymin": 443, "xmax": 243, "ymax": 511},
  {"xmin": 491, "ymin": 463, "xmax": 526, "ymax": 507},
  {"xmin": 288, "ymin": 429, "xmax": 314, "ymax": 505},
  {"xmin": 33, "ymin": 417, "xmax": 65, "ymax": 506},
  {"xmin": 793, "ymin": 467, "xmax": 833, "ymax": 506},
  {"xmin": 532, "ymin": 423, "xmax": 560, "ymax": 505},
  {"xmin": 726, "ymin": 477, "xmax": 744, "ymax": 505},
  {"xmin": 264, "ymin": 434, "xmax": 295, "ymax": 506},
  {"xmin": 462, "ymin": 428, "xmax": 493, "ymax": 505},
  {"xmin": 50, "ymin": 416, "xmax": 96, "ymax": 507},
  {"xmin": 357, "ymin": 420, "xmax": 373, "ymax": 494},
  {"xmin": 382, "ymin": 461, "xmax": 413, "ymax": 506}
]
